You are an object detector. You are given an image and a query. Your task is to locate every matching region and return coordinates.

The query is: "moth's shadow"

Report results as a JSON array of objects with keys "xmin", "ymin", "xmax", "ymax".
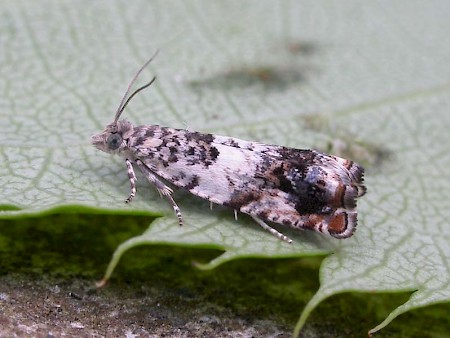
[
  {"xmin": 187, "ymin": 65, "xmax": 309, "ymax": 93},
  {"xmin": 187, "ymin": 40, "xmax": 322, "ymax": 93}
]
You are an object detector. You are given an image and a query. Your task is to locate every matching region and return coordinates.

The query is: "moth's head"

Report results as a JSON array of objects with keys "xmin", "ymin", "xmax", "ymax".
[
  {"xmin": 91, "ymin": 52, "xmax": 158, "ymax": 155},
  {"xmin": 91, "ymin": 120, "xmax": 134, "ymax": 154}
]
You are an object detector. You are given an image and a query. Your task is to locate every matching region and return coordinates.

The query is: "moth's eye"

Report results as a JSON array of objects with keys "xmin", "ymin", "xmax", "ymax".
[{"xmin": 107, "ymin": 133, "xmax": 123, "ymax": 150}]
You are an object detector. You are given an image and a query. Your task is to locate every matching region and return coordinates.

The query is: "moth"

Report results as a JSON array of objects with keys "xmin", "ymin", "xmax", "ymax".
[{"xmin": 92, "ymin": 54, "xmax": 366, "ymax": 243}]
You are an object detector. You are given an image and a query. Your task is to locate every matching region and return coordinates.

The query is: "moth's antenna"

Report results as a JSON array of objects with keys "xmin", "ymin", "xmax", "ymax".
[
  {"xmin": 113, "ymin": 50, "xmax": 159, "ymax": 124},
  {"xmin": 118, "ymin": 76, "xmax": 156, "ymax": 115}
]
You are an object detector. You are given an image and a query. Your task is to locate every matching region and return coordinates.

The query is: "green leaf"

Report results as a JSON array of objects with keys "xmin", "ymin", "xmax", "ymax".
[{"xmin": 1, "ymin": 1, "xmax": 449, "ymax": 336}]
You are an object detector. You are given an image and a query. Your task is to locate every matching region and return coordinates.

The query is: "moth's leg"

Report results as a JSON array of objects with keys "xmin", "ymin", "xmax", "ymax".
[
  {"xmin": 251, "ymin": 215, "xmax": 293, "ymax": 243},
  {"xmin": 135, "ymin": 159, "xmax": 184, "ymax": 227},
  {"xmin": 234, "ymin": 209, "xmax": 238, "ymax": 221},
  {"xmin": 125, "ymin": 159, "xmax": 137, "ymax": 203}
]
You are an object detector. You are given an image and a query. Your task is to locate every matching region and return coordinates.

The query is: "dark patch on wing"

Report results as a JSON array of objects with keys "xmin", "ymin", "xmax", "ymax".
[
  {"xmin": 185, "ymin": 132, "xmax": 214, "ymax": 144},
  {"xmin": 255, "ymin": 154, "xmax": 330, "ymax": 214},
  {"xmin": 226, "ymin": 190, "xmax": 263, "ymax": 210},
  {"xmin": 227, "ymin": 138, "xmax": 240, "ymax": 147},
  {"xmin": 209, "ymin": 146, "xmax": 220, "ymax": 160},
  {"xmin": 184, "ymin": 175, "xmax": 200, "ymax": 190},
  {"xmin": 168, "ymin": 153, "xmax": 178, "ymax": 163},
  {"xmin": 180, "ymin": 132, "xmax": 220, "ymax": 167},
  {"xmin": 187, "ymin": 146, "xmax": 195, "ymax": 155},
  {"xmin": 144, "ymin": 128, "xmax": 156, "ymax": 138}
]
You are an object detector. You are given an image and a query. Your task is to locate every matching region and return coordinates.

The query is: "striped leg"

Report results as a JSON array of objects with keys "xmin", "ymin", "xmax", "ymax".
[
  {"xmin": 251, "ymin": 216, "xmax": 293, "ymax": 243},
  {"xmin": 135, "ymin": 159, "xmax": 184, "ymax": 227},
  {"xmin": 125, "ymin": 159, "xmax": 137, "ymax": 203}
]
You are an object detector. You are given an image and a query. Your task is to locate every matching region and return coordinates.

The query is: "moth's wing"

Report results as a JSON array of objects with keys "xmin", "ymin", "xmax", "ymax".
[
  {"xmin": 133, "ymin": 130, "xmax": 364, "ymax": 238},
  {"xmin": 213, "ymin": 135, "xmax": 365, "ymax": 185},
  {"xmin": 212, "ymin": 135, "xmax": 366, "ymax": 207},
  {"xmin": 205, "ymin": 137, "xmax": 362, "ymax": 238},
  {"xmin": 257, "ymin": 143, "xmax": 365, "ymax": 197}
]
